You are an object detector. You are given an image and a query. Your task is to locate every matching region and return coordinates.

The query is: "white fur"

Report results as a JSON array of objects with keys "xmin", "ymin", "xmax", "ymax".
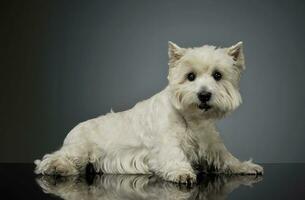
[{"xmin": 34, "ymin": 41, "xmax": 263, "ymax": 183}]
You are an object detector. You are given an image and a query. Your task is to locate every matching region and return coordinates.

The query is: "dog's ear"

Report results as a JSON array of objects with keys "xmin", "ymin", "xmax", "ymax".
[
  {"xmin": 168, "ymin": 41, "xmax": 185, "ymax": 67},
  {"xmin": 228, "ymin": 41, "xmax": 245, "ymax": 70}
]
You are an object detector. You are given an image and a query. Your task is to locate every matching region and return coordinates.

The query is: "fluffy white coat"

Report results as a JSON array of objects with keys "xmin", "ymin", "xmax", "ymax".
[{"xmin": 35, "ymin": 41, "xmax": 263, "ymax": 184}]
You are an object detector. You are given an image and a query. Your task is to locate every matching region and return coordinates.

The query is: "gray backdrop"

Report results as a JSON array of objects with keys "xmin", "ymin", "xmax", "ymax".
[{"xmin": 1, "ymin": 0, "xmax": 305, "ymax": 163}]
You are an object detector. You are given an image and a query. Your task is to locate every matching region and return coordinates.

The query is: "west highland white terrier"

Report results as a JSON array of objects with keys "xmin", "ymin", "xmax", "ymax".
[{"xmin": 35, "ymin": 41, "xmax": 263, "ymax": 184}]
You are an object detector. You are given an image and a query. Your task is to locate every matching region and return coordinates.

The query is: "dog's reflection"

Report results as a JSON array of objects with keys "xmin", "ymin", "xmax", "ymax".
[{"xmin": 36, "ymin": 174, "xmax": 262, "ymax": 200}]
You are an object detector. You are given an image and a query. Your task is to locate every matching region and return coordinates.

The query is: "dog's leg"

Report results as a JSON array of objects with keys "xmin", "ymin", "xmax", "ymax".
[
  {"xmin": 205, "ymin": 142, "xmax": 264, "ymax": 175},
  {"xmin": 34, "ymin": 143, "xmax": 99, "ymax": 176},
  {"xmin": 221, "ymin": 150, "xmax": 264, "ymax": 175},
  {"xmin": 149, "ymin": 139, "xmax": 196, "ymax": 184}
]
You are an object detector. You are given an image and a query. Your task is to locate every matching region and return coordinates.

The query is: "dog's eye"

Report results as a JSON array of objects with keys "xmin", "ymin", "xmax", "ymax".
[
  {"xmin": 212, "ymin": 70, "xmax": 222, "ymax": 81},
  {"xmin": 187, "ymin": 72, "xmax": 196, "ymax": 81}
]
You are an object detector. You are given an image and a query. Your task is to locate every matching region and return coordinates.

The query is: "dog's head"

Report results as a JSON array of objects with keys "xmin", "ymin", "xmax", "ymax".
[{"xmin": 168, "ymin": 41, "xmax": 245, "ymax": 119}]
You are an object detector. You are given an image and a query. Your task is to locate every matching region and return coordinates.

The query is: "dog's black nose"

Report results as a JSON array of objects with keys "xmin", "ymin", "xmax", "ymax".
[{"xmin": 198, "ymin": 91, "xmax": 212, "ymax": 102}]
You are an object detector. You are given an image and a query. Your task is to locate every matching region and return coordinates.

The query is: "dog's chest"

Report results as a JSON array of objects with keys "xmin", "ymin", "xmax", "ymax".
[{"xmin": 181, "ymin": 123, "xmax": 216, "ymax": 162}]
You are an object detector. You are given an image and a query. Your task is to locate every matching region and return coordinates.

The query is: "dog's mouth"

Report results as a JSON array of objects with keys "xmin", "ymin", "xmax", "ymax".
[{"xmin": 198, "ymin": 103, "xmax": 212, "ymax": 111}]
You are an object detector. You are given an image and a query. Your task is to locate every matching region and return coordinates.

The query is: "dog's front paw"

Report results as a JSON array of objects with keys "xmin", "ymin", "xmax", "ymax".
[
  {"xmin": 35, "ymin": 155, "xmax": 78, "ymax": 176},
  {"xmin": 231, "ymin": 160, "xmax": 264, "ymax": 175},
  {"xmin": 166, "ymin": 170, "xmax": 197, "ymax": 185}
]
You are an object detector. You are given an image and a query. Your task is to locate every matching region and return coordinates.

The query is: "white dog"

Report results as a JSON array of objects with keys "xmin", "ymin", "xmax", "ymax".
[{"xmin": 35, "ymin": 41, "xmax": 263, "ymax": 184}]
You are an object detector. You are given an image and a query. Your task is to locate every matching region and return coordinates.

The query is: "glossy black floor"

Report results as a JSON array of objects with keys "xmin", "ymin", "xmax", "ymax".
[{"xmin": 0, "ymin": 164, "xmax": 304, "ymax": 200}]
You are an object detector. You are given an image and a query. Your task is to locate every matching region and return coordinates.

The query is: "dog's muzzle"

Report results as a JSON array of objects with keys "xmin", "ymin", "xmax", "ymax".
[
  {"xmin": 197, "ymin": 91, "xmax": 212, "ymax": 111},
  {"xmin": 198, "ymin": 103, "xmax": 211, "ymax": 111}
]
